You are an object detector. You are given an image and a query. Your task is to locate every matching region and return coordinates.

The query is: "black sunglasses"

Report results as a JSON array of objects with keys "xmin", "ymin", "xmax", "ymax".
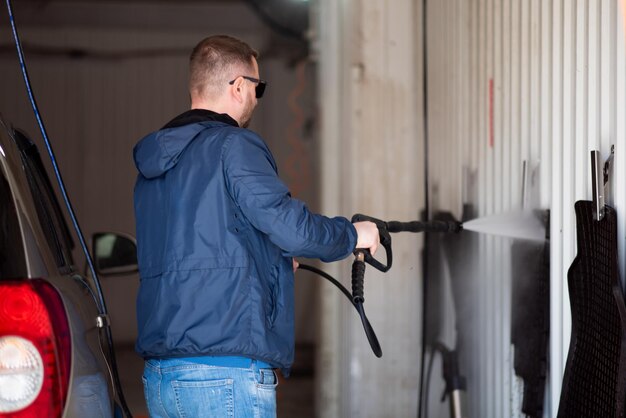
[{"xmin": 228, "ymin": 76, "xmax": 267, "ymax": 99}]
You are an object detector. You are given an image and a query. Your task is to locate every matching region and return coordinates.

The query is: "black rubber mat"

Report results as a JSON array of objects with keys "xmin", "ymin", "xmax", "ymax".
[{"xmin": 558, "ymin": 201, "xmax": 626, "ymax": 418}]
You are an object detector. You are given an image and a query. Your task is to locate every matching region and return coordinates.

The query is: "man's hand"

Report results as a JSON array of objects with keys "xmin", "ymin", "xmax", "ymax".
[
  {"xmin": 353, "ymin": 221, "xmax": 380, "ymax": 256},
  {"xmin": 292, "ymin": 258, "xmax": 299, "ymax": 273}
]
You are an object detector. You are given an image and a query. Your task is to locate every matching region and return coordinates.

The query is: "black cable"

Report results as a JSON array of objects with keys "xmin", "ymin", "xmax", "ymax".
[
  {"xmin": 418, "ymin": 0, "xmax": 430, "ymax": 416},
  {"xmin": 355, "ymin": 302, "xmax": 382, "ymax": 358},
  {"xmin": 299, "ymin": 263, "xmax": 353, "ymax": 302}
]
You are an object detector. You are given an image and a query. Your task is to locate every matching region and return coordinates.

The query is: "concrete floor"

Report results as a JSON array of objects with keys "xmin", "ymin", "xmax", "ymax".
[{"xmin": 115, "ymin": 344, "xmax": 315, "ymax": 418}]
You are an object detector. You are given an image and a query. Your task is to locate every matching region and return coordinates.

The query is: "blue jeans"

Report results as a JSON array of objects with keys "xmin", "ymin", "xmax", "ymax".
[{"xmin": 142, "ymin": 358, "xmax": 278, "ymax": 418}]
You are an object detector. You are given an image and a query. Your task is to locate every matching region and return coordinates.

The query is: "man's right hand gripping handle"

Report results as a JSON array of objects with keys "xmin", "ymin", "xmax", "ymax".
[{"xmin": 353, "ymin": 221, "xmax": 380, "ymax": 256}]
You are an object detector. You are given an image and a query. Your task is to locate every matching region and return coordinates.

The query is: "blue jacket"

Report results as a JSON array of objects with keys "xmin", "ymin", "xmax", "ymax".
[{"xmin": 133, "ymin": 110, "xmax": 357, "ymax": 373}]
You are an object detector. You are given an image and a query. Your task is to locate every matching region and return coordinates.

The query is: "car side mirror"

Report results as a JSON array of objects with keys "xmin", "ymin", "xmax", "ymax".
[{"xmin": 92, "ymin": 232, "xmax": 138, "ymax": 276}]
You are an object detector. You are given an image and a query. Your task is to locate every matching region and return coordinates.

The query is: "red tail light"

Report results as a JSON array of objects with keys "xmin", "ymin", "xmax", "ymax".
[{"xmin": 0, "ymin": 280, "xmax": 71, "ymax": 417}]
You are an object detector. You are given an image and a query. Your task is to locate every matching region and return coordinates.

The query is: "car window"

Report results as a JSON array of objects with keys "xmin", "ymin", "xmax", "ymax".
[
  {"xmin": 13, "ymin": 129, "xmax": 75, "ymax": 272},
  {"xmin": 0, "ymin": 167, "xmax": 27, "ymax": 279}
]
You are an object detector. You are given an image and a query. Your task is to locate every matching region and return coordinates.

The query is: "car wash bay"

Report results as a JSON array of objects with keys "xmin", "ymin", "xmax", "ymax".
[{"xmin": 1, "ymin": 1, "xmax": 626, "ymax": 417}]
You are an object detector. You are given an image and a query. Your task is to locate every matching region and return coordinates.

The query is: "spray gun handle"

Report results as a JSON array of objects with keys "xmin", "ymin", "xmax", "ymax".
[
  {"xmin": 351, "ymin": 250, "xmax": 367, "ymax": 304},
  {"xmin": 351, "ymin": 214, "xmax": 393, "ymax": 272}
]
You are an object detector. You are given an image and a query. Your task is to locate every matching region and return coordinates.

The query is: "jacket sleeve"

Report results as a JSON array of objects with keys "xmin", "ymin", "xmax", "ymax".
[{"xmin": 222, "ymin": 130, "xmax": 356, "ymax": 262}]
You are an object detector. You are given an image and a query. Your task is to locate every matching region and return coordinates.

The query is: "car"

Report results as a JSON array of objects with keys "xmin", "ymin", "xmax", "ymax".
[{"xmin": 0, "ymin": 119, "xmax": 136, "ymax": 418}]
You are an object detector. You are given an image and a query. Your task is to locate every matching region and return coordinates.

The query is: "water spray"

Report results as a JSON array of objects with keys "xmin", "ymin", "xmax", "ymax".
[{"xmin": 462, "ymin": 210, "xmax": 547, "ymax": 242}]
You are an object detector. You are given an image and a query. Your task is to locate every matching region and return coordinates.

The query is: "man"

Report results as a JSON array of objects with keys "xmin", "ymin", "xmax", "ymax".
[{"xmin": 133, "ymin": 35, "xmax": 379, "ymax": 417}]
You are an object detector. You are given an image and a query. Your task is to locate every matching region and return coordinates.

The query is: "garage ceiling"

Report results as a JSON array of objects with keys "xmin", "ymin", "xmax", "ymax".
[{"xmin": 5, "ymin": 0, "xmax": 308, "ymax": 38}]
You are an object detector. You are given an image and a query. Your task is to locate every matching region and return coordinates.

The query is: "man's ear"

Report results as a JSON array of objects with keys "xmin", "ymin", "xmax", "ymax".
[{"xmin": 231, "ymin": 77, "xmax": 245, "ymax": 103}]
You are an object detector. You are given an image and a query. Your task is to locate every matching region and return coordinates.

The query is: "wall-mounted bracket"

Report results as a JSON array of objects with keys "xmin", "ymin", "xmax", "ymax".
[
  {"xmin": 604, "ymin": 145, "xmax": 615, "ymax": 186},
  {"xmin": 591, "ymin": 145, "xmax": 615, "ymax": 221}
]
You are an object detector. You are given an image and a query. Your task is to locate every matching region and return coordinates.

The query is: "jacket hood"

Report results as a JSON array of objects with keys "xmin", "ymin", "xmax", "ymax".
[
  {"xmin": 133, "ymin": 109, "xmax": 239, "ymax": 179},
  {"xmin": 133, "ymin": 124, "xmax": 208, "ymax": 179}
]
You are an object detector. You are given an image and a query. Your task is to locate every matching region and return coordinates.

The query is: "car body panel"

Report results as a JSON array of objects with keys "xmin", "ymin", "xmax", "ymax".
[{"xmin": 0, "ymin": 124, "xmax": 119, "ymax": 417}]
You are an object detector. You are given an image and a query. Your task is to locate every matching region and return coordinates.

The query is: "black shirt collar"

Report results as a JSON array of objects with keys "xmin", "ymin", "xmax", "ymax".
[{"xmin": 162, "ymin": 109, "xmax": 239, "ymax": 130}]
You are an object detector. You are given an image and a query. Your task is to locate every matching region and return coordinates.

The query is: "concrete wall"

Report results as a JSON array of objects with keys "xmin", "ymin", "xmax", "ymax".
[{"xmin": 315, "ymin": 1, "xmax": 425, "ymax": 416}]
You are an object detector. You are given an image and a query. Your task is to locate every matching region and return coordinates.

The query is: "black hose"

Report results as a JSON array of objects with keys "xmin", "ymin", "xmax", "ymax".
[
  {"xmin": 298, "ymin": 264, "xmax": 353, "ymax": 302},
  {"xmin": 299, "ymin": 263, "xmax": 382, "ymax": 357},
  {"xmin": 355, "ymin": 302, "xmax": 382, "ymax": 358}
]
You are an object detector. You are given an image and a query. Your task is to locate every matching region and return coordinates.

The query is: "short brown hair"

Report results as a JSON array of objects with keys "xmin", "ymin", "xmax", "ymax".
[{"xmin": 189, "ymin": 35, "xmax": 259, "ymax": 100}]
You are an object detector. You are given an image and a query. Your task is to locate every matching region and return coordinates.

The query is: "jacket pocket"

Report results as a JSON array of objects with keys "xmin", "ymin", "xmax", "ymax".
[{"xmin": 267, "ymin": 265, "xmax": 280, "ymax": 328}]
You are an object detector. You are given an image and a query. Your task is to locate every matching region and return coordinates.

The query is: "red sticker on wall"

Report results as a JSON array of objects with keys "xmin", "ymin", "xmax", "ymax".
[{"xmin": 489, "ymin": 78, "xmax": 494, "ymax": 148}]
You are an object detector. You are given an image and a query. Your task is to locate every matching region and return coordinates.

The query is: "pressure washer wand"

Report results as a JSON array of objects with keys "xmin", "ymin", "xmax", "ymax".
[
  {"xmin": 351, "ymin": 214, "xmax": 462, "ymax": 272},
  {"xmin": 348, "ymin": 214, "xmax": 463, "ymax": 357},
  {"xmin": 387, "ymin": 220, "xmax": 463, "ymax": 234},
  {"xmin": 301, "ymin": 215, "xmax": 464, "ymax": 359}
]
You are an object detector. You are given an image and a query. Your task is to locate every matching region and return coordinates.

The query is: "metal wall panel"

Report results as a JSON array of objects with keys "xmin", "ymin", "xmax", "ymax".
[{"xmin": 427, "ymin": 0, "xmax": 626, "ymax": 416}]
